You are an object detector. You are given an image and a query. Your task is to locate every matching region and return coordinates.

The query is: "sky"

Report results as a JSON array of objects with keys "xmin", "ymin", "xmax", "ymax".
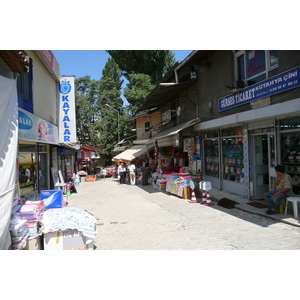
[
  {"xmin": 52, "ymin": 50, "xmax": 193, "ymax": 105},
  {"xmin": 52, "ymin": 50, "xmax": 192, "ymax": 81}
]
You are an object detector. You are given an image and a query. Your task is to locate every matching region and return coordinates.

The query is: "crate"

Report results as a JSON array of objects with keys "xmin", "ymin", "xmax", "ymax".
[{"xmin": 85, "ymin": 175, "xmax": 96, "ymax": 182}]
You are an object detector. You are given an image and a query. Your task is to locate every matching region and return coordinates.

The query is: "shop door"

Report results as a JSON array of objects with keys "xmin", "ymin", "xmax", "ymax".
[
  {"xmin": 253, "ymin": 133, "xmax": 275, "ymax": 199},
  {"xmin": 39, "ymin": 153, "xmax": 48, "ymax": 191}
]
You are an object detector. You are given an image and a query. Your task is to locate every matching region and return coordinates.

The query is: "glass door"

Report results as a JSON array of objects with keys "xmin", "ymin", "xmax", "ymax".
[{"xmin": 253, "ymin": 133, "xmax": 276, "ymax": 199}]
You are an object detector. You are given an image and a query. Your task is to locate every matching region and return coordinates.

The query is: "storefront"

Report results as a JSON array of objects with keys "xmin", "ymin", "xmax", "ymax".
[
  {"xmin": 18, "ymin": 108, "xmax": 59, "ymax": 198},
  {"xmin": 196, "ymin": 99, "xmax": 300, "ymax": 199}
]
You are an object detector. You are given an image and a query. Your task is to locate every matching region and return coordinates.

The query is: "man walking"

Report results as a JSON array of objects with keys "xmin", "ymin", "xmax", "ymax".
[{"xmin": 128, "ymin": 162, "xmax": 136, "ymax": 185}]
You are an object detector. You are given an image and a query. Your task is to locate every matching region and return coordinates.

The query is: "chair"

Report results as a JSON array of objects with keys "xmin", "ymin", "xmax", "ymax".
[
  {"xmin": 279, "ymin": 198, "xmax": 286, "ymax": 214},
  {"xmin": 285, "ymin": 197, "xmax": 300, "ymax": 219}
]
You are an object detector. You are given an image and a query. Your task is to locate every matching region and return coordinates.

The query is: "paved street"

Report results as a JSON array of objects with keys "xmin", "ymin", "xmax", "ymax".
[{"xmin": 68, "ymin": 177, "xmax": 300, "ymax": 250}]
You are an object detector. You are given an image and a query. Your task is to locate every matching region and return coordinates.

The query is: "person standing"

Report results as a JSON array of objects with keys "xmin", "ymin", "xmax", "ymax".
[
  {"xmin": 128, "ymin": 162, "xmax": 136, "ymax": 185},
  {"xmin": 141, "ymin": 163, "xmax": 151, "ymax": 186},
  {"xmin": 264, "ymin": 165, "xmax": 292, "ymax": 215},
  {"xmin": 118, "ymin": 162, "xmax": 127, "ymax": 184}
]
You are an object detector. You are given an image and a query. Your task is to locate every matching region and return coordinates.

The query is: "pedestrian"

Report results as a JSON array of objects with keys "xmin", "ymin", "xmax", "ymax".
[
  {"xmin": 118, "ymin": 162, "xmax": 127, "ymax": 184},
  {"xmin": 128, "ymin": 162, "xmax": 136, "ymax": 185},
  {"xmin": 264, "ymin": 165, "xmax": 292, "ymax": 215},
  {"xmin": 141, "ymin": 163, "xmax": 151, "ymax": 186}
]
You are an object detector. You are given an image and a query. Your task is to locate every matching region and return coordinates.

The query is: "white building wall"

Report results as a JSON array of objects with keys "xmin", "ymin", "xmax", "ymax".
[{"xmin": 28, "ymin": 51, "xmax": 58, "ymax": 125}]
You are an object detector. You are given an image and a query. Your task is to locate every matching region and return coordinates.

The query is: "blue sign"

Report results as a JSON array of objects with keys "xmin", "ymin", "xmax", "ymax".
[
  {"xmin": 219, "ymin": 66, "xmax": 300, "ymax": 111},
  {"xmin": 18, "ymin": 110, "xmax": 33, "ymax": 130},
  {"xmin": 59, "ymin": 79, "xmax": 72, "ymax": 94}
]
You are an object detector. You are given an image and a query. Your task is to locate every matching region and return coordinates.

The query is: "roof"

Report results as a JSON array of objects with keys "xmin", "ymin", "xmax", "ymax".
[
  {"xmin": 0, "ymin": 50, "xmax": 29, "ymax": 73},
  {"xmin": 126, "ymin": 107, "xmax": 160, "ymax": 121},
  {"xmin": 135, "ymin": 50, "xmax": 215, "ymax": 113},
  {"xmin": 136, "ymin": 79, "xmax": 197, "ymax": 112}
]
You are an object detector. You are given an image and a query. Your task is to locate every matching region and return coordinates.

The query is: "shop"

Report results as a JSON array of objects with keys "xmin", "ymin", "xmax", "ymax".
[
  {"xmin": 76, "ymin": 144, "xmax": 102, "ymax": 175},
  {"xmin": 202, "ymin": 127, "xmax": 246, "ymax": 197},
  {"xmin": 196, "ymin": 99, "xmax": 300, "ymax": 200},
  {"xmin": 18, "ymin": 108, "xmax": 59, "ymax": 198},
  {"xmin": 146, "ymin": 119, "xmax": 202, "ymax": 198}
]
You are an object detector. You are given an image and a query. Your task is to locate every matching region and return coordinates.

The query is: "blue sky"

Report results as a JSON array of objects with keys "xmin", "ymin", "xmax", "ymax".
[
  {"xmin": 52, "ymin": 50, "xmax": 192, "ymax": 81},
  {"xmin": 52, "ymin": 50, "xmax": 192, "ymax": 106}
]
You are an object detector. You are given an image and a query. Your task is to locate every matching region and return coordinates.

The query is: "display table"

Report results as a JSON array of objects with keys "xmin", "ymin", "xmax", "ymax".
[
  {"xmin": 166, "ymin": 182, "xmax": 191, "ymax": 199},
  {"xmin": 165, "ymin": 173, "xmax": 194, "ymax": 199}
]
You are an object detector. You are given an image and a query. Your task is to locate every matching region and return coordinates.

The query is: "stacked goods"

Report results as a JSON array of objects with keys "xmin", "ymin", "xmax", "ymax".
[
  {"xmin": 174, "ymin": 174, "xmax": 193, "ymax": 187},
  {"xmin": 165, "ymin": 173, "xmax": 193, "ymax": 199},
  {"xmin": 10, "ymin": 217, "xmax": 29, "ymax": 250},
  {"xmin": 18, "ymin": 201, "xmax": 44, "ymax": 236},
  {"xmin": 157, "ymin": 179, "xmax": 167, "ymax": 189}
]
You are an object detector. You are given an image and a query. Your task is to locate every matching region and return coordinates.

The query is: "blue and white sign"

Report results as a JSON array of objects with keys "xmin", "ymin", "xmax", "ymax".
[
  {"xmin": 59, "ymin": 77, "xmax": 76, "ymax": 143},
  {"xmin": 219, "ymin": 66, "xmax": 300, "ymax": 111},
  {"xmin": 18, "ymin": 108, "xmax": 59, "ymax": 144}
]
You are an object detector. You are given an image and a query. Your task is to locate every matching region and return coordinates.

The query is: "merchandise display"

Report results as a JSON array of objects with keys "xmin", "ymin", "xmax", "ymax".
[{"xmin": 42, "ymin": 207, "xmax": 97, "ymax": 245}]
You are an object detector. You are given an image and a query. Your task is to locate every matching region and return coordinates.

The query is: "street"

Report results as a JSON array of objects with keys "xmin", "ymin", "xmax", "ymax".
[{"xmin": 69, "ymin": 177, "xmax": 300, "ymax": 250}]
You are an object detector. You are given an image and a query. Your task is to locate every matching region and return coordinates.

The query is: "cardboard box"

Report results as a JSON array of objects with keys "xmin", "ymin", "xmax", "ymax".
[
  {"xmin": 182, "ymin": 186, "xmax": 191, "ymax": 199},
  {"xmin": 44, "ymin": 229, "xmax": 94, "ymax": 250},
  {"xmin": 41, "ymin": 190, "xmax": 63, "ymax": 209},
  {"xmin": 85, "ymin": 175, "xmax": 96, "ymax": 182},
  {"xmin": 24, "ymin": 236, "xmax": 42, "ymax": 250}
]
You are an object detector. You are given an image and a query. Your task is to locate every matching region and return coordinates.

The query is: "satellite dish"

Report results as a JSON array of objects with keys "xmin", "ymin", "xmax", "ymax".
[{"xmin": 176, "ymin": 106, "xmax": 181, "ymax": 116}]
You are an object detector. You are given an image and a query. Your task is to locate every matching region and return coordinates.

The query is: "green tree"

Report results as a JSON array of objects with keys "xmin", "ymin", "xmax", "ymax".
[
  {"xmin": 98, "ymin": 58, "xmax": 124, "ymax": 154},
  {"xmin": 75, "ymin": 76, "xmax": 100, "ymax": 146},
  {"xmin": 124, "ymin": 73, "xmax": 155, "ymax": 115},
  {"xmin": 106, "ymin": 50, "xmax": 176, "ymax": 85}
]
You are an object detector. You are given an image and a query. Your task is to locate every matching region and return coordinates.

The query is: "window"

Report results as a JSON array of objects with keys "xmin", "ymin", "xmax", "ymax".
[
  {"xmin": 16, "ymin": 54, "xmax": 33, "ymax": 113},
  {"xmin": 145, "ymin": 121, "xmax": 150, "ymax": 132},
  {"xmin": 235, "ymin": 50, "xmax": 278, "ymax": 87}
]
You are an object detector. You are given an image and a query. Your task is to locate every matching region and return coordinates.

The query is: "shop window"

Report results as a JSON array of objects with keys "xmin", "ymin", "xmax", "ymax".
[
  {"xmin": 222, "ymin": 127, "xmax": 244, "ymax": 183},
  {"xmin": 19, "ymin": 145, "xmax": 37, "ymax": 196},
  {"xmin": 235, "ymin": 50, "xmax": 278, "ymax": 87},
  {"xmin": 204, "ymin": 139, "xmax": 219, "ymax": 178},
  {"xmin": 280, "ymin": 129, "xmax": 300, "ymax": 195}
]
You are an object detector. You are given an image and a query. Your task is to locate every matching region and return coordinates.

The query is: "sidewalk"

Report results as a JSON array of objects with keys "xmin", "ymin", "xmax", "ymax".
[{"xmin": 208, "ymin": 187, "xmax": 300, "ymax": 228}]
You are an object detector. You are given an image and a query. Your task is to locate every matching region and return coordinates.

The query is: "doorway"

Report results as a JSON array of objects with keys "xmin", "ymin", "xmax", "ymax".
[{"xmin": 253, "ymin": 133, "xmax": 276, "ymax": 199}]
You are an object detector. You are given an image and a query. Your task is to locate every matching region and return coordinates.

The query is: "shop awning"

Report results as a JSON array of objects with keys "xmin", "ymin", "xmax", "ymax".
[
  {"xmin": 112, "ymin": 144, "xmax": 149, "ymax": 163},
  {"xmin": 136, "ymin": 80, "xmax": 197, "ymax": 113},
  {"xmin": 147, "ymin": 118, "xmax": 200, "ymax": 147}
]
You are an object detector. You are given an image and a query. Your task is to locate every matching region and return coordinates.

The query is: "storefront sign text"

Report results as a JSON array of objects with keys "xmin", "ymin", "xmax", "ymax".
[
  {"xmin": 59, "ymin": 77, "xmax": 77, "ymax": 143},
  {"xmin": 219, "ymin": 66, "xmax": 300, "ymax": 111}
]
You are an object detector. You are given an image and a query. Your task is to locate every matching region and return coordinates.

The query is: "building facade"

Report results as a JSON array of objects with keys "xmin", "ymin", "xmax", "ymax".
[{"xmin": 136, "ymin": 50, "xmax": 300, "ymax": 200}]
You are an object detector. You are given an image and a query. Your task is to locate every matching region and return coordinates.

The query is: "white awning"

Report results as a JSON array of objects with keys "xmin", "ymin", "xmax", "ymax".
[{"xmin": 112, "ymin": 144, "xmax": 149, "ymax": 163}]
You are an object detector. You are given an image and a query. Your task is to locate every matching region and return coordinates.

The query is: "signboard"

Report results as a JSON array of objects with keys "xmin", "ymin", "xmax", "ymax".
[
  {"xmin": 59, "ymin": 77, "xmax": 77, "ymax": 143},
  {"xmin": 162, "ymin": 109, "xmax": 171, "ymax": 125},
  {"xmin": 18, "ymin": 107, "xmax": 59, "ymax": 144},
  {"xmin": 219, "ymin": 66, "xmax": 300, "ymax": 111}
]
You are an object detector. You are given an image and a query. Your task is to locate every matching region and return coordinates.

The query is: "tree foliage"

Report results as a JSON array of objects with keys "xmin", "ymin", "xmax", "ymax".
[
  {"xmin": 97, "ymin": 58, "xmax": 124, "ymax": 154},
  {"xmin": 106, "ymin": 50, "xmax": 176, "ymax": 85},
  {"xmin": 75, "ymin": 76, "xmax": 100, "ymax": 146},
  {"xmin": 124, "ymin": 73, "xmax": 155, "ymax": 115}
]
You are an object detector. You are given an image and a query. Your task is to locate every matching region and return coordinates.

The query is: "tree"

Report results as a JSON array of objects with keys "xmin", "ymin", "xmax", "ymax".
[
  {"xmin": 124, "ymin": 73, "xmax": 155, "ymax": 115},
  {"xmin": 106, "ymin": 50, "xmax": 176, "ymax": 85},
  {"xmin": 75, "ymin": 76, "xmax": 100, "ymax": 146},
  {"xmin": 97, "ymin": 58, "xmax": 124, "ymax": 154}
]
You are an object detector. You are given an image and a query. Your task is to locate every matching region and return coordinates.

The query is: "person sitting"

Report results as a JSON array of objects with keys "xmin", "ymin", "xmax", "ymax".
[{"xmin": 264, "ymin": 165, "xmax": 292, "ymax": 215}]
